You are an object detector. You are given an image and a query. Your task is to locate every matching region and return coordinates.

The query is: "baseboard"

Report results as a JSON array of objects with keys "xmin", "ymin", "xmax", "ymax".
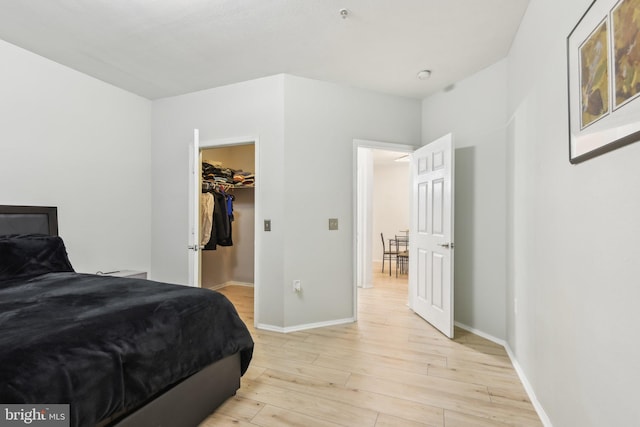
[
  {"xmin": 454, "ymin": 322, "xmax": 553, "ymax": 427},
  {"xmin": 454, "ymin": 321, "xmax": 506, "ymax": 346},
  {"xmin": 504, "ymin": 344, "xmax": 553, "ymax": 427},
  {"xmin": 208, "ymin": 281, "xmax": 254, "ymax": 291},
  {"xmin": 256, "ymin": 317, "xmax": 355, "ymax": 334},
  {"xmin": 226, "ymin": 281, "xmax": 254, "ymax": 287}
]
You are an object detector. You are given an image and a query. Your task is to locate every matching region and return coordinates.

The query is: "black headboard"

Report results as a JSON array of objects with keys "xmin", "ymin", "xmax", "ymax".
[{"xmin": 0, "ymin": 205, "xmax": 58, "ymax": 236}]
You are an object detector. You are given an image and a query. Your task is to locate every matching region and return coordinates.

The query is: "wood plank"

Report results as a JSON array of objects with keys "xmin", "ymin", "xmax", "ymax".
[
  {"xmin": 215, "ymin": 396, "xmax": 264, "ymax": 421},
  {"xmin": 346, "ymin": 372, "xmax": 492, "ymax": 404},
  {"xmin": 255, "ymin": 369, "xmax": 444, "ymax": 426},
  {"xmin": 443, "ymin": 410, "xmax": 513, "ymax": 427},
  {"xmin": 236, "ymin": 381, "xmax": 379, "ymax": 426},
  {"xmin": 251, "ymin": 405, "xmax": 343, "ymax": 427},
  {"xmin": 250, "ymin": 353, "xmax": 352, "ymax": 385},
  {"xmin": 375, "ymin": 413, "xmax": 439, "ymax": 427},
  {"xmin": 427, "ymin": 364, "xmax": 523, "ymax": 389},
  {"xmin": 346, "ymin": 372, "xmax": 540, "ymax": 425},
  {"xmin": 205, "ymin": 267, "xmax": 541, "ymax": 427},
  {"xmin": 200, "ymin": 412, "xmax": 257, "ymax": 427}
]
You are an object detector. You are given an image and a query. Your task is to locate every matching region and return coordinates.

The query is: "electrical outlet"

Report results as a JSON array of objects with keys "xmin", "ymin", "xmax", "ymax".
[
  {"xmin": 328, "ymin": 218, "xmax": 338, "ymax": 230},
  {"xmin": 293, "ymin": 279, "xmax": 301, "ymax": 292}
]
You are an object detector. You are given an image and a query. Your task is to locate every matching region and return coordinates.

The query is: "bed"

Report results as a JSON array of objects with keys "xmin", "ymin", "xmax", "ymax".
[{"xmin": 0, "ymin": 205, "xmax": 254, "ymax": 427}]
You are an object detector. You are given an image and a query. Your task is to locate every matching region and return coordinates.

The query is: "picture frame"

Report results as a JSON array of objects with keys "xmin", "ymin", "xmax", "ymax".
[{"xmin": 567, "ymin": 0, "xmax": 640, "ymax": 163}]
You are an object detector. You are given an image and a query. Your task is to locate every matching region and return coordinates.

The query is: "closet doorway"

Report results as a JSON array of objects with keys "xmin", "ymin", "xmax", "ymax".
[{"xmin": 193, "ymin": 136, "xmax": 259, "ymax": 325}]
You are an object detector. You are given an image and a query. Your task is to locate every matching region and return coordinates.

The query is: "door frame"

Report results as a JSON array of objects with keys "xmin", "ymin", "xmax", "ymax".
[
  {"xmin": 196, "ymin": 135, "xmax": 261, "ymax": 327},
  {"xmin": 352, "ymin": 139, "xmax": 417, "ymax": 320}
]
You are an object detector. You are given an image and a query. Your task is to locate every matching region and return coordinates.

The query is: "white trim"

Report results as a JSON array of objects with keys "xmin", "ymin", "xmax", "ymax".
[
  {"xmin": 200, "ymin": 135, "xmax": 256, "ymax": 147},
  {"xmin": 354, "ymin": 139, "xmax": 417, "ymax": 151},
  {"xmin": 188, "ymin": 129, "xmax": 200, "ymax": 287},
  {"xmin": 356, "ymin": 146, "xmax": 373, "ymax": 289},
  {"xmin": 254, "ymin": 323, "xmax": 286, "ymax": 333},
  {"xmin": 256, "ymin": 317, "xmax": 355, "ymax": 334},
  {"xmin": 454, "ymin": 322, "xmax": 553, "ymax": 427},
  {"xmin": 454, "ymin": 321, "xmax": 506, "ymax": 346},
  {"xmin": 207, "ymin": 281, "xmax": 254, "ymax": 291},
  {"xmin": 226, "ymin": 281, "xmax": 254, "ymax": 287},
  {"xmin": 504, "ymin": 344, "xmax": 554, "ymax": 427}
]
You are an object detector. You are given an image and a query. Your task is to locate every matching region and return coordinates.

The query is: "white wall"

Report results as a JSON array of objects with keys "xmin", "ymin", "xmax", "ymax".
[
  {"xmin": 422, "ymin": 59, "xmax": 508, "ymax": 340},
  {"xmin": 0, "ymin": 39, "xmax": 151, "ymax": 274},
  {"xmin": 151, "ymin": 75, "xmax": 285, "ymax": 327},
  {"xmin": 372, "ymin": 160, "xmax": 410, "ymax": 264},
  {"xmin": 506, "ymin": 0, "xmax": 640, "ymax": 425},
  {"xmin": 425, "ymin": 0, "xmax": 640, "ymax": 424},
  {"xmin": 151, "ymin": 74, "xmax": 421, "ymax": 329},
  {"xmin": 282, "ymin": 75, "xmax": 421, "ymax": 327}
]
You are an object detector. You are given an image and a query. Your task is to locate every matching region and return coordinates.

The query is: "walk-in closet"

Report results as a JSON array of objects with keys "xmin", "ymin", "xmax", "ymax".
[{"xmin": 199, "ymin": 143, "xmax": 255, "ymax": 289}]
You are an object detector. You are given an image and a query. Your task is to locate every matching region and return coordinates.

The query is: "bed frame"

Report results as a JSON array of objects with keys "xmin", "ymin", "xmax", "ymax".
[
  {"xmin": 0, "ymin": 205, "xmax": 242, "ymax": 427},
  {"xmin": 105, "ymin": 353, "xmax": 240, "ymax": 427}
]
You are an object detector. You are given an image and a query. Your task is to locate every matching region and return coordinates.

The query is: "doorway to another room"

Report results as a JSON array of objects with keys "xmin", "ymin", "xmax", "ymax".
[
  {"xmin": 354, "ymin": 140, "xmax": 414, "ymax": 301},
  {"xmin": 371, "ymin": 148, "xmax": 411, "ymax": 281},
  {"xmin": 355, "ymin": 136, "xmax": 455, "ymax": 338}
]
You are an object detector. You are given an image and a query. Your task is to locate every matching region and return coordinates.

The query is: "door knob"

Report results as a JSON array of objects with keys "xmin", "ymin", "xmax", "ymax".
[
  {"xmin": 187, "ymin": 245, "xmax": 199, "ymax": 251},
  {"xmin": 438, "ymin": 242, "xmax": 454, "ymax": 249}
]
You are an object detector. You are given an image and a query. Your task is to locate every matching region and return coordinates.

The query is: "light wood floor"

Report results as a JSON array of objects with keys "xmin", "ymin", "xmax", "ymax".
[{"xmin": 200, "ymin": 265, "xmax": 542, "ymax": 427}]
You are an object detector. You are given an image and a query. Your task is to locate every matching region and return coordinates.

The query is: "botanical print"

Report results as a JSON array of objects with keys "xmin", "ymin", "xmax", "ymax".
[
  {"xmin": 612, "ymin": 0, "xmax": 640, "ymax": 108},
  {"xmin": 580, "ymin": 19, "xmax": 610, "ymax": 128}
]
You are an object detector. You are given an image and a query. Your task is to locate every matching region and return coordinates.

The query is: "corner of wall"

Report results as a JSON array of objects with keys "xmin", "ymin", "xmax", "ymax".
[{"xmin": 455, "ymin": 322, "xmax": 553, "ymax": 426}]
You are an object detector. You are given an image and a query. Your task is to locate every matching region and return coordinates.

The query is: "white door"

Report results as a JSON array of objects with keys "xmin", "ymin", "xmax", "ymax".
[
  {"xmin": 409, "ymin": 133, "xmax": 454, "ymax": 338},
  {"xmin": 187, "ymin": 129, "xmax": 200, "ymax": 287}
]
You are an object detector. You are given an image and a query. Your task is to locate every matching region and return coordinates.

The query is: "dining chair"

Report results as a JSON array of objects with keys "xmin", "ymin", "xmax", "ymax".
[
  {"xmin": 395, "ymin": 234, "xmax": 409, "ymax": 252},
  {"xmin": 380, "ymin": 233, "xmax": 398, "ymax": 276},
  {"xmin": 396, "ymin": 250, "xmax": 409, "ymax": 277},
  {"xmin": 393, "ymin": 234, "xmax": 409, "ymax": 277}
]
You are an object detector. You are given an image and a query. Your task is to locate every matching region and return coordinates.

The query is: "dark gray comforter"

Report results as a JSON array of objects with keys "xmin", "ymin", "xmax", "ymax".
[{"xmin": 0, "ymin": 272, "xmax": 253, "ymax": 427}]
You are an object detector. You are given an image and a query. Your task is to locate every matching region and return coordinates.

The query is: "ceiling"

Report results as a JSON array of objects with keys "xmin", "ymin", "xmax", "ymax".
[
  {"xmin": 372, "ymin": 149, "xmax": 410, "ymax": 166},
  {"xmin": 0, "ymin": 0, "xmax": 529, "ymax": 100}
]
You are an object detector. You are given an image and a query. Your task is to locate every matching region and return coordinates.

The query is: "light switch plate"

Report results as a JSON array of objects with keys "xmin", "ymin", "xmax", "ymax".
[
  {"xmin": 264, "ymin": 220, "xmax": 271, "ymax": 231},
  {"xmin": 329, "ymin": 218, "xmax": 338, "ymax": 230}
]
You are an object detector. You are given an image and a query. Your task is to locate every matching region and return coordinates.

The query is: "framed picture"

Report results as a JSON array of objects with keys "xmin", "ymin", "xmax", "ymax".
[{"xmin": 567, "ymin": 0, "xmax": 640, "ymax": 163}]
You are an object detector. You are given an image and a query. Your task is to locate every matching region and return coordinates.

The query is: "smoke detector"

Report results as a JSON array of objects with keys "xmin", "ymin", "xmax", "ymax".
[{"xmin": 417, "ymin": 70, "xmax": 432, "ymax": 80}]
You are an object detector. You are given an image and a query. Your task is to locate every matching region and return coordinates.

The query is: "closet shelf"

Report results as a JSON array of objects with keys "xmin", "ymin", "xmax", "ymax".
[
  {"xmin": 202, "ymin": 161, "xmax": 254, "ymax": 191},
  {"xmin": 202, "ymin": 181, "xmax": 254, "ymax": 193}
]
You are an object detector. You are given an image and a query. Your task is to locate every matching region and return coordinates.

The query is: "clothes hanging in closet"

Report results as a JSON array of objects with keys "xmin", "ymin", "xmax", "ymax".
[
  {"xmin": 200, "ymin": 192, "xmax": 214, "ymax": 246},
  {"xmin": 203, "ymin": 190, "xmax": 234, "ymax": 250}
]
